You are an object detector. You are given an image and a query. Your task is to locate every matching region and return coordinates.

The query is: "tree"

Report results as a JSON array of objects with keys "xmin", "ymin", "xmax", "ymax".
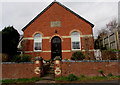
[
  {"xmin": 2, "ymin": 26, "xmax": 20, "ymax": 60},
  {"xmin": 106, "ymin": 19, "xmax": 118, "ymax": 31}
]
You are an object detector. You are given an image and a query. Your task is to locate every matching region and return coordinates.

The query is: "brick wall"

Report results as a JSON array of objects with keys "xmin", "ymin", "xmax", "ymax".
[
  {"xmin": 61, "ymin": 61, "xmax": 120, "ymax": 77},
  {"xmin": 22, "ymin": 2, "xmax": 94, "ymax": 60},
  {"xmin": 2, "ymin": 62, "xmax": 38, "ymax": 79}
]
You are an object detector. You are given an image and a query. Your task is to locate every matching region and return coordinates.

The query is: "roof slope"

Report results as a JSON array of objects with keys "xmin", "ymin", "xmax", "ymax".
[{"xmin": 22, "ymin": 1, "xmax": 94, "ymax": 31}]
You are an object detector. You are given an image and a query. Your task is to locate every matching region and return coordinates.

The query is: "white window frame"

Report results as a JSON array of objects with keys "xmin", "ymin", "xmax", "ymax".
[
  {"xmin": 71, "ymin": 31, "xmax": 81, "ymax": 51},
  {"xmin": 34, "ymin": 33, "xmax": 42, "ymax": 52}
]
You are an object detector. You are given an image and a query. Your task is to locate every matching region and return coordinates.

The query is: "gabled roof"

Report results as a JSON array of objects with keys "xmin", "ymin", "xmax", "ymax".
[{"xmin": 22, "ymin": 1, "xmax": 94, "ymax": 31}]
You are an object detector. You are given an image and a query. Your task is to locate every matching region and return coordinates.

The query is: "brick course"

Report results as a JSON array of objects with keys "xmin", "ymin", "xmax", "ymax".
[
  {"xmin": 61, "ymin": 61, "xmax": 119, "ymax": 76},
  {"xmin": 2, "ymin": 63, "xmax": 38, "ymax": 79}
]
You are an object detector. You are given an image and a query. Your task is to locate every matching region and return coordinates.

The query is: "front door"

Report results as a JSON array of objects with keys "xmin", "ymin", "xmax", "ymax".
[{"xmin": 51, "ymin": 36, "xmax": 62, "ymax": 60}]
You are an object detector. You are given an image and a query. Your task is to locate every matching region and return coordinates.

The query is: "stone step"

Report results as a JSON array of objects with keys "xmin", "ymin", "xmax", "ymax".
[
  {"xmin": 50, "ymin": 66, "xmax": 54, "ymax": 68},
  {"xmin": 46, "ymin": 71, "xmax": 54, "ymax": 74},
  {"xmin": 41, "ymin": 76, "xmax": 54, "ymax": 80}
]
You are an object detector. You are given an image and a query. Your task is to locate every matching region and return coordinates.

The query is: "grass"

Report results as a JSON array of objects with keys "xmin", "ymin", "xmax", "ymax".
[
  {"xmin": 2, "ymin": 77, "xmax": 42, "ymax": 84},
  {"xmin": 55, "ymin": 75, "xmax": 120, "ymax": 82}
]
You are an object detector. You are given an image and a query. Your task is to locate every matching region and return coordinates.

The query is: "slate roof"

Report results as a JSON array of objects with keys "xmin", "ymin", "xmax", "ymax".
[{"xmin": 22, "ymin": 1, "xmax": 94, "ymax": 31}]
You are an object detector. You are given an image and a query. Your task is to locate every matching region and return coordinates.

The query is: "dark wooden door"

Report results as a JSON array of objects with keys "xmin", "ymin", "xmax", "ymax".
[{"xmin": 51, "ymin": 36, "xmax": 62, "ymax": 60}]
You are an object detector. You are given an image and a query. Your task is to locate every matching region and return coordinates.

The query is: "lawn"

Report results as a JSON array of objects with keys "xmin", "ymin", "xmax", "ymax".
[
  {"xmin": 55, "ymin": 74, "xmax": 120, "ymax": 83},
  {"xmin": 2, "ymin": 77, "xmax": 42, "ymax": 84}
]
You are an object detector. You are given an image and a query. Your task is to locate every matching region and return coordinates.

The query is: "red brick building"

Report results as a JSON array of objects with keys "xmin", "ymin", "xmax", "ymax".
[{"xmin": 21, "ymin": 1, "xmax": 94, "ymax": 60}]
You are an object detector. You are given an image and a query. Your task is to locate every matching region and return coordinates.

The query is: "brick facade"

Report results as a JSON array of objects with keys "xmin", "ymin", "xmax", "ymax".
[
  {"xmin": 2, "ymin": 61, "xmax": 119, "ymax": 79},
  {"xmin": 2, "ymin": 63, "xmax": 37, "ymax": 79},
  {"xmin": 22, "ymin": 2, "xmax": 94, "ymax": 60},
  {"xmin": 61, "ymin": 61, "xmax": 120, "ymax": 76}
]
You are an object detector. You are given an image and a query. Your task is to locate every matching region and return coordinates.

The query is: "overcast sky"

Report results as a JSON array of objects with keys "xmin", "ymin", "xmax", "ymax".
[{"xmin": 0, "ymin": 0, "xmax": 119, "ymax": 38}]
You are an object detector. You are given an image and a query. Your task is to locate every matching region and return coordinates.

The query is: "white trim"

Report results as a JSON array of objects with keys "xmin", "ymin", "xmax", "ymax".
[
  {"xmin": 22, "ymin": 35, "xmax": 93, "ymax": 40},
  {"xmin": 82, "ymin": 49, "xmax": 95, "ymax": 52},
  {"xmin": 42, "ymin": 50, "xmax": 51, "ymax": 52},
  {"xmin": 62, "ymin": 50, "xmax": 71, "ymax": 52},
  {"xmin": 62, "ymin": 36, "xmax": 71, "ymax": 38},
  {"xmin": 80, "ymin": 35, "xmax": 93, "ymax": 37},
  {"xmin": 42, "ymin": 37, "xmax": 50, "ymax": 39},
  {"xmin": 24, "ymin": 49, "xmax": 94, "ymax": 53},
  {"xmin": 23, "ymin": 37, "xmax": 33, "ymax": 40}
]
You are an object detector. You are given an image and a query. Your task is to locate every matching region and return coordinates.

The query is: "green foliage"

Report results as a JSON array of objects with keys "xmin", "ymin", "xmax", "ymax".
[
  {"xmin": 64, "ymin": 58, "xmax": 69, "ymax": 61},
  {"xmin": 55, "ymin": 76, "xmax": 68, "ymax": 81},
  {"xmin": 11, "ymin": 54, "xmax": 31, "ymax": 62},
  {"xmin": 107, "ymin": 73, "xmax": 113, "ymax": 77},
  {"xmin": 2, "ymin": 26, "xmax": 20, "ymax": 59},
  {"xmin": 98, "ymin": 69, "xmax": 104, "ymax": 73},
  {"xmin": 67, "ymin": 74, "xmax": 78, "ymax": 81},
  {"xmin": 98, "ymin": 69, "xmax": 106, "ymax": 77},
  {"xmin": 71, "ymin": 51, "xmax": 85, "ymax": 60},
  {"xmin": 79, "ymin": 74, "xmax": 86, "ymax": 78},
  {"xmin": 2, "ymin": 77, "xmax": 42, "ymax": 84},
  {"xmin": 55, "ymin": 74, "xmax": 78, "ymax": 81},
  {"xmin": 2, "ymin": 53, "xmax": 9, "ymax": 62},
  {"xmin": 55, "ymin": 75, "xmax": 120, "ymax": 82},
  {"xmin": 21, "ymin": 54, "xmax": 31, "ymax": 62},
  {"xmin": 11, "ymin": 55, "xmax": 21, "ymax": 62}
]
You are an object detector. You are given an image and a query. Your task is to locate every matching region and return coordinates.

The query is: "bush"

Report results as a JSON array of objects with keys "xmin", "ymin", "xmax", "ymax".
[
  {"xmin": 21, "ymin": 54, "xmax": 31, "ymax": 62},
  {"xmin": 107, "ymin": 73, "xmax": 113, "ymax": 77},
  {"xmin": 11, "ymin": 55, "xmax": 21, "ymax": 62},
  {"xmin": 67, "ymin": 74, "xmax": 78, "ymax": 81},
  {"xmin": 80, "ymin": 74, "xmax": 86, "ymax": 78},
  {"xmin": 11, "ymin": 54, "xmax": 31, "ymax": 62},
  {"xmin": 71, "ymin": 51, "xmax": 85, "ymax": 60},
  {"xmin": 101, "ymin": 50, "xmax": 117, "ymax": 60},
  {"xmin": 2, "ymin": 53, "xmax": 9, "ymax": 62},
  {"xmin": 55, "ymin": 76, "xmax": 68, "ymax": 81},
  {"xmin": 98, "ymin": 69, "xmax": 106, "ymax": 77}
]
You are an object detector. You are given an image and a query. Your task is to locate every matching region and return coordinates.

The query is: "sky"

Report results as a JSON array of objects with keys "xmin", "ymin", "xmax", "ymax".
[{"xmin": 0, "ymin": 0, "xmax": 119, "ymax": 38}]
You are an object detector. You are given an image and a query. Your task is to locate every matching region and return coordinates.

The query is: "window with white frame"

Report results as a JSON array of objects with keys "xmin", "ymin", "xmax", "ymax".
[
  {"xmin": 34, "ymin": 33, "xmax": 42, "ymax": 51},
  {"xmin": 71, "ymin": 32, "xmax": 80, "ymax": 50}
]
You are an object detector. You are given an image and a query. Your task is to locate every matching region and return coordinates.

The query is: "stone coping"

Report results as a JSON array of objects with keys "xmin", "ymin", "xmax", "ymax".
[
  {"xmin": 1, "ymin": 62, "xmax": 34, "ymax": 64},
  {"xmin": 62, "ymin": 60, "xmax": 119, "ymax": 62}
]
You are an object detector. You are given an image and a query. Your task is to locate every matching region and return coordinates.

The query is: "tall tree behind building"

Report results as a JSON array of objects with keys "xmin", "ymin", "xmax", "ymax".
[{"xmin": 2, "ymin": 26, "xmax": 20, "ymax": 59}]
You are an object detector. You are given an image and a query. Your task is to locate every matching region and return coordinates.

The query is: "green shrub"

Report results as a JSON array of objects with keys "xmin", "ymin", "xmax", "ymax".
[
  {"xmin": 11, "ymin": 55, "xmax": 21, "ymax": 62},
  {"xmin": 80, "ymin": 74, "xmax": 86, "ymax": 78},
  {"xmin": 11, "ymin": 54, "xmax": 31, "ymax": 62},
  {"xmin": 98, "ymin": 70, "xmax": 104, "ymax": 73},
  {"xmin": 55, "ymin": 76, "xmax": 68, "ymax": 81},
  {"xmin": 71, "ymin": 51, "xmax": 85, "ymax": 60},
  {"xmin": 98, "ymin": 69, "xmax": 106, "ymax": 77},
  {"xmin": 107, "ymin": 73, "xmax": 113, "ymax": 77},
  {"xmin": 21, "ymin": 54, "xmax": 31, "ymax": 62},
  {"xmin": 67, "ymin": 74, "xmax": 78, "ymax": 81}
]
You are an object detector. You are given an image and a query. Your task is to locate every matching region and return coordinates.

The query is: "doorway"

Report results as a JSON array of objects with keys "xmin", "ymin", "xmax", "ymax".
[{"xmin": 51, "ymin": 36, "xmax": 62, "ymax": 60}]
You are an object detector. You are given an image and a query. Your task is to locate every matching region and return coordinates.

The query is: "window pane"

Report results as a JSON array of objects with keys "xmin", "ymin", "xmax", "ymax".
[
  {"xmin": 72, "ymin": 42, "xmax": 80, "ymax": 49},
  {"xmin": 71, "ymin": 32, "xmax": 80, "ymax": 50},
  {"xmin": 34, "ymin": 33, "xmax": 42, "ymax": 51},
  {"xmin": 34, "ymin": 42, "xmax": 41, "ymax": 50},
  {"xmin": 34, "ymin": 33, "xmax": 41, "ymax": 37},
  {"xmin": 71, "ymin": 32, "xmax": 80, "ymax": 42}
]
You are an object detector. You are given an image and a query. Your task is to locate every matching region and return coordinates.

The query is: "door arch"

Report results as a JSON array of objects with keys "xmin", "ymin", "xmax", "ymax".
[{"xmin": 51, "ymin": 36, "xmax": 62, "ymax": 60}]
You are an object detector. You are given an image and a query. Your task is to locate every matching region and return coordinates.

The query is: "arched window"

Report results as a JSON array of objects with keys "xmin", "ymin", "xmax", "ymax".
[
  {"xmin": 34, "ymin": 33, "xmax": 42, "ymax": 51},
  {"xmin": 71, "ymin": 32, "xmax": 81, "ymax": 50}
]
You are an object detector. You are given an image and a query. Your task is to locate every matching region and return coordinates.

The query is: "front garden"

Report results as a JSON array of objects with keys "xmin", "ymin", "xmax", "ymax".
[
  {"xmin": 55, "ymin": 74, "xmax": 120, "ymax": 83},
  {"xmin": 2, "ymin": 74, "xmax": 120, "ymax": 84}
]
